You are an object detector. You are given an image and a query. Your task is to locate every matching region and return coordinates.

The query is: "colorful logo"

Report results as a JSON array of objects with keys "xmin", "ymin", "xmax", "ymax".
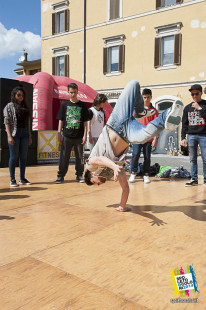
[{"xmin": 170, "ymin": 265, "xmax": 199, "ymax": 298}]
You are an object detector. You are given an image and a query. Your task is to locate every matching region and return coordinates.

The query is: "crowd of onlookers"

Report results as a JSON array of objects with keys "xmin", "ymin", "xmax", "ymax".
[{"xmin": 3, "ymin": 82, "xmax": 206, "ymax": 188}]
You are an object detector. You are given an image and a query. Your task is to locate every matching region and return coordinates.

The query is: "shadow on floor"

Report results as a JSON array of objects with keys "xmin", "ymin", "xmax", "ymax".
[
  {"xmin": 107, "ymin": 200, "xmax": 206, "ymax": 224},
  {"xmin": 0, "ymin": 215, "xmax": 15, "ymax": 220}
]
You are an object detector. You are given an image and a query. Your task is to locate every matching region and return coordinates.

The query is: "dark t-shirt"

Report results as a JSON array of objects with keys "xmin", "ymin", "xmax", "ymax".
[
  {"xmin": 16, "ymin": 106, "xmax": 29, "ymax": 128},
  {"xmin": 181, "ymin": 99, "xmax": 206, "ymax": 139},
  {"xmin": 57, "ymin": 100, "xmax": 89, "ymax": 138}
]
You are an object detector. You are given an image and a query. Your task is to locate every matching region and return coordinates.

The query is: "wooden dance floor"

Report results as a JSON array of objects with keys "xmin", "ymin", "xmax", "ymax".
[{"xmin": 0, "ymin": 164, "xmax": 205, "ymax": 309}]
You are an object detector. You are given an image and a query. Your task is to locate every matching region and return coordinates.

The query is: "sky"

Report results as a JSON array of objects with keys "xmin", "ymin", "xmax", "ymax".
[{"xmin": 0, "ymin": 0, "xmax": 41, "ymax": 79}]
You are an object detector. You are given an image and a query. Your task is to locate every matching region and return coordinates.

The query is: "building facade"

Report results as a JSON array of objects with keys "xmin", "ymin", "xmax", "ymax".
[{"xmin": 41, "ymin": 0, "xmax": 206, "ymax": 152}]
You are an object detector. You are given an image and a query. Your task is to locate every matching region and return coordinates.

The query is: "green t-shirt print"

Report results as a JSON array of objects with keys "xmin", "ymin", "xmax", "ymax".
[{"xmin": 66, "ymin": 106, "xmax": 82, "ymax": 129}]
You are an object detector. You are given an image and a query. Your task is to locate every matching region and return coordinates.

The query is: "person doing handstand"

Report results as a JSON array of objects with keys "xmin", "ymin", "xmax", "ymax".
[{"xmin": 84, "ymin": 80, "xmax": 183, "ymax": 212}]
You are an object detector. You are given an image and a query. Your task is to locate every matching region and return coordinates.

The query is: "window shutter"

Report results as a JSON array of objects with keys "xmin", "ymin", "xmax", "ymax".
[
  {"xmin": 176, "ymin": 0, "xmax": 183, "ymax": 4},
  {"xmin": 174, "ymin": 33, "xmax": 182, "ymax": 65},
  {"xmin": 64, "ymin": 55, "xmax": 69, "ymax": 77},
  {"xmin": 119, "ymin": 45, "xmax": 125, "ymax": 72},
  {"xmin": 52, "ymin": 13, "xmax": 56, "ymax": 35},
  {"xmin": 52, "ymin": 57, "xmax": 56, "ymax": 75},
  {"xmin": 110, "ymin": 0, "xmax": 119, "ymax": 20},
  {"xmin": 154, "ymin": 37, "xmax": 161, "ymax": 68},
  {"xmin": 103, "ymin": 48, "xmax": 108, "ymax": 75},
  {"xmin": 65, "ymin": 10, "xmax": 69, "ymax": 32},
  {"xmin": 156, "ymin": 0, "xmax": 162, "ymax": 9}
]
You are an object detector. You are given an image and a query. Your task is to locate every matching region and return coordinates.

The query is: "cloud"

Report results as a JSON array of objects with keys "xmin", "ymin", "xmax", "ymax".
[{"xmin": 0, "ymin": 22, "xmax": 41, "ymax": 60}]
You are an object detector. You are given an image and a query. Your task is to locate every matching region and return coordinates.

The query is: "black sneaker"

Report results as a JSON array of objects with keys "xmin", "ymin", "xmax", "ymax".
[
  {"xmin": 76, "ymin": 176, "xmax": 85, "ymax": 183},
  {"xmin": 19, "ymin": 178, "xmax": 31, "ymax": 185},
  {"xmin": 185, "ymin": 179, "xmax": 198, "ymax": 187},
  {"xmin": 10, "ymin": 179, "xmax": 19, "ymax": 187},
  {"xmin": 135, "ymin": 108, "xmax": 156, "ymax": 119},
  {"xmin": 55, "ymin": 176, "xmax": 64, "ymax": 184}
]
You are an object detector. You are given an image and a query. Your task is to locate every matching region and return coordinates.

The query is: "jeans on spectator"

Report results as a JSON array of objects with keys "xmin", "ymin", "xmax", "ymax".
[
  {"xmin": 8, "ymin": 127, "xmax": 29, "ymax": 181},
  {"xmin": 130, "ymin": 142, "xmax": 152, "ymax": 175},
  {"xmin": 107, "ymin": 80, "xmax": 167, "ymax": 144},
  {"xmin": 187, "ymin": 134, "xmax": 206, "ymax": 182},
  {"xmin": 58, "ymin": 136, "xmax": 84, "ymax": 178}
]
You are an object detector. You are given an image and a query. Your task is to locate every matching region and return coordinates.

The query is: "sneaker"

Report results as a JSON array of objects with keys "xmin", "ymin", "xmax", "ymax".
[
  {"xmin": 129, "ymin": 173, "xmax": 136, "ymax": 183},
  {"xmin": 10, "ymin": 179, "xmax": 19, "ymax": 187},
  {"xmin": 185, "ymin": 179, "xmax": 198, "ymax": 187},
  {"xmin": 55, "ymin": 176, "xmax": 64, "ymax": 184},
  {"xmin": 19, "ymin": 178, "xmax": 31, "ymax": 185},
  {"xmin": 165, "ymin": 100, "xmax": 184, "ymax": 131},
  {"xmin": 143, "ymin": 175, "xmax": 150, "ymax": 184},
  {"xmin": 135, "ymin": 108, "xmax": 156, "ymax": 119},
  {"xmin": 76, "ymin": 176, "xmax": 85, "ymax": 183}
]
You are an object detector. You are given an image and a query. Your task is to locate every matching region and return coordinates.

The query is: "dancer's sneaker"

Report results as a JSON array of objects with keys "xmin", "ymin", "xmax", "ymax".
[
  {"xmin": 129, "ymin": 173, "xmax": 136, "ymax": 183},
  {"xmin": 165, "ymin": 100, "xmax": 184, "ymax": 131},
  {"xmin": 135, "ymin": 108, "xmax": 156, "ymax": 119},
  {"xmin": 185, "ymin": 179, "xmax": 198, "ymax": 187}
]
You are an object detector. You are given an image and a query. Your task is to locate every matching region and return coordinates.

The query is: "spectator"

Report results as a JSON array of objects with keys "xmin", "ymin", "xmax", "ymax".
[
  {"xmin": 3, "ymin": 86, "xmax": 32, "ymax": 187},
  {"xmin": 129, "ymin": 88, "xmax": 158, "ymax": 184},
  {"xmin": 181, "ymin": 84, "xmax": 206, "ymax": 186},
  {"xmin": 88, "ymin": 94, "xmax": 107, "ymax": 151},
  {"xmin": 55, "ymin": 83, "xmax": 89, "ymax": 184}
]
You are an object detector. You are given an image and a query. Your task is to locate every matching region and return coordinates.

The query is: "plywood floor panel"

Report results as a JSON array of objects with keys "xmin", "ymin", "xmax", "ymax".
[{"xmin": 0, "ymin": 257, "xmax": 144, "ymax": 310}]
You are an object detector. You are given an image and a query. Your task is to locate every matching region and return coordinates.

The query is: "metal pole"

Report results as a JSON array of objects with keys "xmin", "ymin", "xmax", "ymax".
[{"xmin": 84, "ymin": 0, "xmax": 86, "ymax": 84}]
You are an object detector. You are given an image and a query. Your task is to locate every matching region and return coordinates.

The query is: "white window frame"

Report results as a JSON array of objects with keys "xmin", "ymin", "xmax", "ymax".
[
  {"xmin": 107, "ymin": 0, "xmax": 123, "ymax": 21},
  {"xmin": 52, "ymin": 46, "xmax": 69, "ymax": 76},
  {"xmin": 155, "ymin": 22, "xmax": 182, "ymax": 70},
  {"xmin": 103, "ymin": 35, "xmax": 125, "ymax": 76}
]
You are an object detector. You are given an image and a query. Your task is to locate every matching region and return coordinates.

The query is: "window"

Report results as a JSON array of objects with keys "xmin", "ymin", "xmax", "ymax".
[
  {"xmin": 56, "ymin": 11, "xmax": 65, "ymax": 33},
  {"xmin": 162, "ymin": 36, "xmax": 174, "ymax": 65},
  {"xmin": 52, "ymin": 1, "xmax": 69, "ymax": 35},
  {"xmin": 154, "ymin": 23, "xmax": 182, "ymax": 68},
  {"xmin": 156, "ymin": 0, "xmax": 183, "ymax": 9},
  {"xmin": 103, "ymin": 35, "xmax": 125, "ymax": 75},
  {"xmin": 108, "ymin": 0, "xmax": 122, "ymax": 21},
  {"xmin": 52, "ymin": 46, "xmax": 69, "ymax": 76}
]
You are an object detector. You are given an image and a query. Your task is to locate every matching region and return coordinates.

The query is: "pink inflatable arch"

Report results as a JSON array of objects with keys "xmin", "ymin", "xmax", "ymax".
[{"xmin": 15, "ymin": 72, "xmax": 112, "ymax": 130}]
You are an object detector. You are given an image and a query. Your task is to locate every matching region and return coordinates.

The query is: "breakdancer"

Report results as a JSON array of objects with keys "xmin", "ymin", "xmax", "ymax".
[{"xmin": 84, "ymin": 80, "xmax": 183, "ymax": 212}]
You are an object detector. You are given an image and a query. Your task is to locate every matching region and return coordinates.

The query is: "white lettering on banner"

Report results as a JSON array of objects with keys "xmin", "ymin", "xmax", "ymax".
[
  {"xmin": 33, "ymin": 88, "xmax": 38, "ymax": 130},
  {"xmin": 78, "ymin": 93, "xmax": 88, "ymax": 99},
  {"xmin": 53, "ymin": 88, "xmax": 88, "ymax": 99}
]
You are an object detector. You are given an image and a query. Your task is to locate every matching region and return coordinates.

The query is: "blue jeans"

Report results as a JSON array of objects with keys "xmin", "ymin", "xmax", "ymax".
[
  {"xmin": 187, "ymin": 134, "xmax": 206, "ymax": 182},
  {"xmin": 8, "ymin": 128, "xmax": 29, "ymax": 181},
  {"xmin": 130, "ymin": 142, "xmax": 152, "ymax": 175},
  {"xmin": 107, "ymin": 80, "xmax": 167, "ymax": 143},
  {"xmin": 58, "ymin": 136, "xmax": 84, "ymax": 177}
]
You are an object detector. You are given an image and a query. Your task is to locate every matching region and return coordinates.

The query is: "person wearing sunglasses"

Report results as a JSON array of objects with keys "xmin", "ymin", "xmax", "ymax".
[
  {"xmin": 181, "ymin": 84, "xmax": 206, "ymax": 186},
  {"xmin": 3, "ymin": 86, "xmax": 32, "ymax": 187}
]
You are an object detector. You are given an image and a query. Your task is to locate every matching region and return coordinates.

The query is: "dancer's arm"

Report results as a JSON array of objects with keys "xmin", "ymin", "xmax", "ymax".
[
  {"xmin": 88, "ymin": 156, "xmax": 122, "ymax": 181},
  {"xmin": 118, "ymin": 170, "xmax": 130, "ymax": 209}
]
